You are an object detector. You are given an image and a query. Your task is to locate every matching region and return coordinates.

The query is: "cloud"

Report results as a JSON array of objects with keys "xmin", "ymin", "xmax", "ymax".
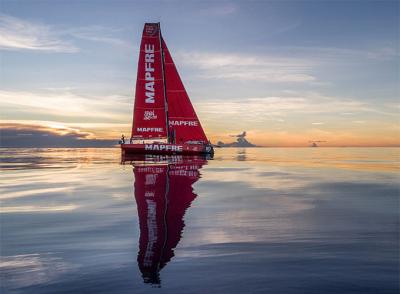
[
  {"xmin": 176, "ymin": 43, "xmax": 399, "ymax": 83},
  {"xmin": 197, "ymin": 94, "xmax": 372, "ymax": 119},
  {"xmin": 61, "ymin": 25, "xmax": 128, "ymax": 46},
  {"xmin": 195, "ymin": 92, "xmax": 400, "ymax": 140},
  {"xmin": 320, "ymin": 46, "xmax": 399, "ymax": 61},
  {"xmin": 0, "ymin": 123, "xmax": 117, "ymax": 147},
  {"xmin": 0, "ymin": 14, "xmax": 128, "ymax": 52},
  {"xmin": 0, "ymin": 89, "xmax": 131, "ymax": 122},
  {"xmin": 269, "ymin": 45, "xmax": 400, "ymax": 64},
  {"xmin": 384, "ymin": 102, "xmax": 400, "ymax": 110},
  {"xmin": 177, "ymin": 51, "xmax": 316, "ymax": 82},
  {"xmin": 0, "ymin": 14, "xmax": 78, "ymax": 52},
  {"xmin": 1, "ymin": 119, "xmax": 131, "ymax": 141},
  {"xmin": 1, "ymin": 204, "xmax": 78, "ymax": 213},
  {"xmin": 199, "ymin": 3, "xmax": 238, "ymax": 16}
]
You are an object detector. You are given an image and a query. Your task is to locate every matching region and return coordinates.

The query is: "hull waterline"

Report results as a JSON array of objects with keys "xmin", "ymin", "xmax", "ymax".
[{"xmin": 121, "ymin": 143, "xmax": 214, "ymax": 156}]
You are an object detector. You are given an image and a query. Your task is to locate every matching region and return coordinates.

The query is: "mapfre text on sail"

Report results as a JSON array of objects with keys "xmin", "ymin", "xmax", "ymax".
[{"xmin": 144, "ymin": 44, "xmax": 155, "ymax": 104}]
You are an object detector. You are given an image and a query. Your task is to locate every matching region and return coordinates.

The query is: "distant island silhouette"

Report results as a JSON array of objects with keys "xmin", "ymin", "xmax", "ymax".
[
  {"xmin": 216, "ymin": 131, "xmax": 257, "ymax": 147},
  {"xmin": 308, "ymin": 140, "xmax": 327, "ymax": 147}
]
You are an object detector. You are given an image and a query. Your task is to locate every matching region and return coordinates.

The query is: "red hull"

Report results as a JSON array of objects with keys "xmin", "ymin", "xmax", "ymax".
[{"xmin": 121, "ymin": 143, "xmax": 213, "ymax": 156}]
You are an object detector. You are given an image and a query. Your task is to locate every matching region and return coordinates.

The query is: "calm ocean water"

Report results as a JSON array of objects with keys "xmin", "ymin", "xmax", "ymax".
[{"xmin": 1, "ymin": 147, "xmax": 399, "ymax": 294}]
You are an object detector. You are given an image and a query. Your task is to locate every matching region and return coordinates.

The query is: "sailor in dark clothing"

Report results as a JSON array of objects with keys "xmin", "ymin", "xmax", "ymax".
[{"xmin": 121, "ymin": 134, "xmax": 125, "ymax": 144}]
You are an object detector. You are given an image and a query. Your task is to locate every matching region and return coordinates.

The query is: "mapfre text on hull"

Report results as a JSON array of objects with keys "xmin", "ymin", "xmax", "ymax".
[{"xmin": 121, "ymin": 142, "xmax": 213, "ymax": 156}]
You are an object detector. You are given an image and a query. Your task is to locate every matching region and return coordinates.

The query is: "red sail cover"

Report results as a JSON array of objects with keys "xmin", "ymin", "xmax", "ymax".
[
  {"xmin": 134, "ymin": 159, "xmax": 204, "ymax": 285},
  {"xmin": 162, "ymin": 38, "xmax": 208, "ymax": 143},
  {"xmin": 132, "ymin": 23, "xmax": 167, "ymax": 139}
]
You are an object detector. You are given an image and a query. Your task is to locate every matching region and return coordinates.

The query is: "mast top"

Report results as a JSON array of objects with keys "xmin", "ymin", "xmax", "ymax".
[{"xmin": 143, "ymin": 23, "xmax": 161, "ymax": 37}]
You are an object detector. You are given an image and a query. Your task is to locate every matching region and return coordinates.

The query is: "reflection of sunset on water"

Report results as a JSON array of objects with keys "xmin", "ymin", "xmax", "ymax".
[{"xmin": 1, "ymin": 148, "xmax": 398, "ymax": 293}]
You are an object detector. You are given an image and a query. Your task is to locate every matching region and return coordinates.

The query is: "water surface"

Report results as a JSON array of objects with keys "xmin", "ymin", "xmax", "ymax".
[{"xmin": 1, "ymin": 148, "xmax": 399, "ymax": 293}]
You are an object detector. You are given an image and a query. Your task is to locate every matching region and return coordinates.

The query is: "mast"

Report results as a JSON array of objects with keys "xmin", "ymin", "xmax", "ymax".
[{"xmin": 159, "ymin": 23, "xmax": 170, "ymax": 143}]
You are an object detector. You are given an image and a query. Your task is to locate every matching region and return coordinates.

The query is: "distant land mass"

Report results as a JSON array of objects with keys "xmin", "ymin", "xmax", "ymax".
[
  {"xmin": 0, "ymin": 124, "xmax": 117, "ymax": 148},
  {"xmin": 216, "ymin": 131, "xmax": 257, "ymax": 147}
]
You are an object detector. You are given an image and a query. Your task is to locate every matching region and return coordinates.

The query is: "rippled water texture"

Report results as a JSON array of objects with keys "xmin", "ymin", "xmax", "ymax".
[{"xmin": 1, "ymin": 148, "xmax": 399, "ymax": 293}]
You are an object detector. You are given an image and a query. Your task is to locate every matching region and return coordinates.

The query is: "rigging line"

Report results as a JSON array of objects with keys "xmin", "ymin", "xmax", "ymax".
[{"xmin": 159, "ymin": 23, "xmax": 170, "ymax": 143}]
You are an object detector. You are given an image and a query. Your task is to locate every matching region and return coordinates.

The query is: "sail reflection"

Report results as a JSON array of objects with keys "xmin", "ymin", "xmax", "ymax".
[{"xmin": 128, "ymin": 155, "xmax": 207, "ymax": 286}]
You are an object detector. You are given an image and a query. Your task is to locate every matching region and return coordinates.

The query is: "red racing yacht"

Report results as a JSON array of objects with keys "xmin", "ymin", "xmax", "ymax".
[{"xmin": 120, "ymin": 23, "xmax": 214, "ymax": 156}]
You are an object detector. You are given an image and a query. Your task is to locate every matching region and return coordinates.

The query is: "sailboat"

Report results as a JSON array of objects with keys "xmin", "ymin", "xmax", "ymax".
[{"xmin": 121, "ymin": 23, "xmax": 214, "ymax": 156}]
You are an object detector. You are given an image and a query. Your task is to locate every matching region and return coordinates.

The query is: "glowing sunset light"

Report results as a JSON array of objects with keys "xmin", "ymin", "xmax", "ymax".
[{"xmin": 0, "ymin": 1, "xmax": 398, "ymax": 147}]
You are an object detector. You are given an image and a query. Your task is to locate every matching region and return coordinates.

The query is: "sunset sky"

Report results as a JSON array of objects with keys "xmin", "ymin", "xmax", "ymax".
[{"xmin": 1, "ymin": 0, "xmax": 399, "ymax": 147}]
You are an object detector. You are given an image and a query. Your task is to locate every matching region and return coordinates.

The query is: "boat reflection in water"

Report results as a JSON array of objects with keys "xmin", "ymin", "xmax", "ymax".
[{"xmin": 122, "ymin": 154, "xmax": 208, "ymax": 286}]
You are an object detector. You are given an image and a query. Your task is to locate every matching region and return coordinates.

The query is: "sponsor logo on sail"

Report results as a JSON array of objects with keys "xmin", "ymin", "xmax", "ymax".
[
  {"xmin": 137, "ymin": 127, "xmax": 163, "ymax": 133},
  {"xmin": 143, "ymin": 110, "xmax": 157, "ymax": 120},
  {"xmin": 144, "ymin": 44, "xmax": 155, "ymax": 104},
  {"xmin": 169, "ymin": 120, "xmax": 199, "ymax": 127},
  {"xmin": 145, "ymin": 24, "xmax": 158, "ymax": 36}
]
